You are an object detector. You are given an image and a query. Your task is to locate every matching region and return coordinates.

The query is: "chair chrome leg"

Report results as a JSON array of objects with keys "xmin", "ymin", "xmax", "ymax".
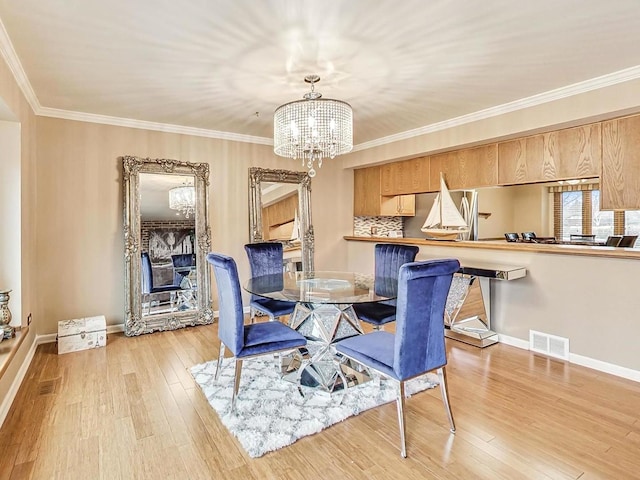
[
  {"xmin": 438, "ymin": 367, "xmax": 456, "ymax": 433},
  {"xmin": 250, "ymin": 306, "xmax": 256, "ymax": 324},
  {"xmin": 231, "ymin": 359, "xmax": 243, "ymax": 413},
  {"xmin": 397, "ymin": 381, "xmax": 407, "ymax": 458},
  {"xmin": 214, "ymin": 342, "xmax": 225, "ymax": 382}
]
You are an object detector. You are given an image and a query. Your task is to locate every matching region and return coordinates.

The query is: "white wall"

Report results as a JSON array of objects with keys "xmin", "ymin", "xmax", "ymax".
[{"xmin": 34, "ymin": 117, "xmax": 353, "ymax": 334}]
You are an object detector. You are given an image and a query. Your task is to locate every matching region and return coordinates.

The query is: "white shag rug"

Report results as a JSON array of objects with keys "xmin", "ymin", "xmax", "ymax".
[{"xmin": 190, "ymin": 355, "xmax": 438, "ymax": 458}]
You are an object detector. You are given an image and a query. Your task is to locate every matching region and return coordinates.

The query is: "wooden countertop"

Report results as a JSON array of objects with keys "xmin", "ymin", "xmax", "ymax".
[{"xmin": 344, "ymin": 236, "xmax": 640, "ymax": 260}]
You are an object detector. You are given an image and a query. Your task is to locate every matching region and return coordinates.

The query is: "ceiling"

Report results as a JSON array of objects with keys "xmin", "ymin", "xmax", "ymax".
[{"xmin": 1, "ymin": 0, "xmax": 640, "ymax": 148}]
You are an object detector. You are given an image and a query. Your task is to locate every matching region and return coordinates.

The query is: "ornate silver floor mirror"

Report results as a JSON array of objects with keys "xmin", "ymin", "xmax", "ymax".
[
  {"xmin": 122, "ymin": 155, "xmax": 213, "ymax": 336},
  {"xmin": 248, "ymin": 167, "xmax": 314, "ymax": 271}
]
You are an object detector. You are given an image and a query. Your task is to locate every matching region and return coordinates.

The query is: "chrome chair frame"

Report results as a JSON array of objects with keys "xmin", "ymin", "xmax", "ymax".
[{"xmin": 335, "ymin": 354, "xmax": 455, "ymax": 458}]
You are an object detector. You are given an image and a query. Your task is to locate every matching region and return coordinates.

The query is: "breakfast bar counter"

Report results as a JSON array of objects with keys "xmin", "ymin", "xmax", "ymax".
[
  {"xmin": 343, "ymin": 236, "xmax": 640, "ymax": 378},
  {"xmin": 344, "ymin": 236, "xmax": 640, "ymax": 260}
]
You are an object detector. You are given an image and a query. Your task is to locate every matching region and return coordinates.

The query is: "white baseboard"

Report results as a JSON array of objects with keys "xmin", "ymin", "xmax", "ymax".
[
  {"xmin": 107, "ymin": 324, "xmax": 124, "ymax": 334},
  {"xmin": 497, "ymin": 334, "xmax": 530, "ymax": 350},
  {"xmin": 569, "ymin": 353, "xmax": 640, "ymax": 383},
  {"xmin": 38, "ymin": 333, "xmax": 57, "ymax": 344},
  {"xmin": 498, "ymin": 334, "xmax": 640, "ymax": 383}
]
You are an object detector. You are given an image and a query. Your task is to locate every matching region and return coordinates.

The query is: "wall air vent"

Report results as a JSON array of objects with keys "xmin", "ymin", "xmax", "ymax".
[{"xmin": 529, "ymin": 330, "xmax": 570, "ymax": 360}]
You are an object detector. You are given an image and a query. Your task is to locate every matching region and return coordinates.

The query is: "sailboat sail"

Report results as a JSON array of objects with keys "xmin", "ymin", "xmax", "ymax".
[{"xmin": 421, "ymin": 175, "xmax": 470, "ymax": 240}]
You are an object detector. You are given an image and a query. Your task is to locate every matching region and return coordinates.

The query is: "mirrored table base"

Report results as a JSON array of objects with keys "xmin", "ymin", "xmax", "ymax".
[{"xmin": 282, "ymin": 303, "xmax": 372, "ymax": 393}]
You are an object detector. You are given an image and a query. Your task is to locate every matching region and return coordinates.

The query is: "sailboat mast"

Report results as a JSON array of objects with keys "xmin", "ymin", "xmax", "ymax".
[{"xmin": 439, "ymin": 172, "xmax": 444, "ymax": 227}]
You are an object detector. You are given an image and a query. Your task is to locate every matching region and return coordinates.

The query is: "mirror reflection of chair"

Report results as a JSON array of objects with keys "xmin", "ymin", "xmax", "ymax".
[
  {"xmin": 604, "ymin": 235, "xmax": 623, "ymax": 247},
  {"xmin": 336, "ymin": 258, "xmax": 461, "ymax": 458},
  {"xmin": 141, "ymin": 252, "xmax": 183, "ymax": 314},
  {"xmin": 353, "ymin": 244, "xmax": 419, "ymax": 330},
  {"xmin": 171, "ymin": 253, "xmax": 197, "ymax": 309},
  {"xmin": 618, "ymin": 235, "xmax": 638, "ymax": 248},
  {"xmin": 244, "ymin": 242, "xmax": 297, "ymax": 323},
  {"xmin": 207, "ymin": 252, "xmax": 307, "ymax": 412},
  {"xmin": 171, "ymin": 253, "xmax": 196, "ymax": 286}
]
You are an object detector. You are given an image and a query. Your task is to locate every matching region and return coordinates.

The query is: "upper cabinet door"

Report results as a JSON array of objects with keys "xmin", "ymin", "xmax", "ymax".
[
  {"xmin": 380, "ymin": 156, "xmax": 430, "ymax": 195},
  {"xmin": 601, "ymin": 114, "xmax": 640, "ymax": 210},
  {"xmin": 354, "ymin": 166, "xmax": 416, "ymax": 216},
  {"xmin": 498, "ymin": 125, "xmax": 600, "ymax": 185},
  {"xmin": 353, "ymin": 166, "xmax": 382, "ymax": 216},
  {"xmin": 544, "ymin": 124, "xmax": 601, "ymax": 180},
  {"xmin": 498, "ymin": 134, "xmax": 545, "ymax": 184},
  {"xmin": 429, "ymin": 144, "xmax": 497, "ymax": 191}
]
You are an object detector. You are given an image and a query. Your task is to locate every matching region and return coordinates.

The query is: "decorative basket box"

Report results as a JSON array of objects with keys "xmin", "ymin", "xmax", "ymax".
[{"xmin": 57, "ymin": 315, "xmax": 107, "ymax": 354}]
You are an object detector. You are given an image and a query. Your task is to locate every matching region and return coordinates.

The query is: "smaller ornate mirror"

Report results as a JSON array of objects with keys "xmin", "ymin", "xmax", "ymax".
[
  {"xmin": 248, "ymin": 167, "xmax": 314, "ymax": 271},
  {"xmin": 122, "ymin": 155, "xmax": 213, "ymax": 336}
]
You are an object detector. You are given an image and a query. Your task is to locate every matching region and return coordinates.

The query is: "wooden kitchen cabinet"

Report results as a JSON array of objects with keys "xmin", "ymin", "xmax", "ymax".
[
  {"xmin": 380, "ymin": 156, "xmax": 430, "ymax": 195},
  {"xmin": 498, "ymin": 124, "xmax": 600, "ymax": 184},
  {"xmin": 498, "ymin": 134, "xmax": 545, "ymax": 184},
  {"xmin": 544, "ymin": 123, "xmax": 601, "ymax": 180},
  {"xmin": 354, "ymin": 166, "xmax": 415, "ymax": 216},
  {"xmin": 380, "ymin": 194, "xmax": 416, "ymax": 216},
  {"xmin": 262, "ymin": 193, "xmax": 298, "ymax": 239},
  {"xmin": 429, "ymin": 144, "xmax": 498, "ymax": 191},
  {"xmin": 601, "ymin": 114, "xmax": 640, "ymax": 210}
]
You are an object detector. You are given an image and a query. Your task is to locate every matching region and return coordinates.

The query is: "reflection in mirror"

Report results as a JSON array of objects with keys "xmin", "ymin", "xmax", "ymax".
[
  {"xmin": 404, "ymin": 184, "xmax": 554, "ymax": 241},
  {"xmin": 140, "ymin": 173, "xmax": 197, "ymax": 315},
  {"xmin": 122, "ymin": 156, "xmax": 213, "ymax": 336},
  {"xmin": 248, "ymin": 168, "xmax": 313, "ymax": 271}
]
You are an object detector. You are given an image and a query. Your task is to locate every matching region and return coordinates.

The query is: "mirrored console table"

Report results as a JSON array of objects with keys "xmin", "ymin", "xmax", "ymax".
[{"xmin": 445, "ymin": 263, "xmax": 526, "ymax": 348}]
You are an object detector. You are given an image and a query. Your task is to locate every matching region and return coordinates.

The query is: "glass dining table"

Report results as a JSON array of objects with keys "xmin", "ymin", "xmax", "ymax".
[{"xmin": 245, "ymin": 270, "xmax": 397, "ymax": 393}]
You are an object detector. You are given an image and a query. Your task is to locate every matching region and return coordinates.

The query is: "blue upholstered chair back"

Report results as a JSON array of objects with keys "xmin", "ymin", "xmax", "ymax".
[
  {"xmin": 393, "ymin": 259, "xmax": 460, "ymax": 380},
  {"xmin": 172, "ymin": 253, "xmax": 196, "ymax": 268},
  {"xmin": 244, "ymin": 242, "xmax": 284, "ymax": 299},
  {"xmin": 374, "ymin": 244, "xmax": 420, "ymax": 299},
  {"xmin": 207, "ymin": 253, "xmax": 246, "ymax": 356},
  {"xmin": 141, "ymin": 252, "xmax": 153, "ymax": 294}
]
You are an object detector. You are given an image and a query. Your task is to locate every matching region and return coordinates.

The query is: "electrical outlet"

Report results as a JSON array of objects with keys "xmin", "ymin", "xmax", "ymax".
[{"xmin": 27, "ymin": 313, "xmax": 32, "ymax": 325}]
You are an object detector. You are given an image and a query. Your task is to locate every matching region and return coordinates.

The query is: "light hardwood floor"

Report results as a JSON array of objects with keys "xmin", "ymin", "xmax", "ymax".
[{"xmin": 1, "ymin": 323, "xmax": 639, "ymax": 480}]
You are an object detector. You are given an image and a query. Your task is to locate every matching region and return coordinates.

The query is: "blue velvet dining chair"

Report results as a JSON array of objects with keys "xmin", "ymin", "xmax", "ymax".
[
  {"xmin": 207, "ymin": 252, "xmax": 307, "ymax": 412},
  {"xmin": 244, "ymin": 242, "xmax": 297, "ymax": 323},
  {"xmin": 353, "ymin": 243, "xmax": 419, "ymax": 330},
  {"xmin": 336, "ymin": 258, "xmax": 460, "ymax": 458}
]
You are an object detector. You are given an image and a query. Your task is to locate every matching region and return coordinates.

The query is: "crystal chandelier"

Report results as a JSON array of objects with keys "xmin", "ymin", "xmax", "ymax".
[
  {"xmin": 168, "ymin": 185, "xmax": 195, "ymax": 218},
  {"xmin": 274, "ymin": 75, "xmax": 353, "ymax": 177}
]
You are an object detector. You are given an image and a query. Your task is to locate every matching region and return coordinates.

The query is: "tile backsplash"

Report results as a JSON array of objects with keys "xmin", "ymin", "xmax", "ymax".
[{"xmin": 354, "ymin": 216, "xmax": 403, "ymax": 237}]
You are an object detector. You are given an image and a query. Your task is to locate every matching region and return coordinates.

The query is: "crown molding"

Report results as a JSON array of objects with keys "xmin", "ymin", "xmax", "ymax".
[
  {"xmin": 0, "ymin": 18, "xmax": 41, "ymax": 113},
  {"xmin": 353, "ymin": 65, "xmax": 640, "ymax": 152},
  {"xmin": 38, "ymin": 107, "xmax": 274, "ymax": 145}
]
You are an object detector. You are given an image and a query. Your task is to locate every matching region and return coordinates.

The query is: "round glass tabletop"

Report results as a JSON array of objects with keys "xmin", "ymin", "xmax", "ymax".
[{"xmin": 244, "ymin": 270, "xmax": 397, "ymax": 305}]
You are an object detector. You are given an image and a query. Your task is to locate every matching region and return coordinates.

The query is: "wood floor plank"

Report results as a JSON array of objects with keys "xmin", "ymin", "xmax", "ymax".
[{"xmin": 1, "ymin": 325, "xmax": 639, "ymax": 479}]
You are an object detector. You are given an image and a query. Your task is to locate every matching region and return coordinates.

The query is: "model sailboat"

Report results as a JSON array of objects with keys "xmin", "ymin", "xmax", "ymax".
[{"xmin": 421, "ymin": 174, "xmax": 470, "ymax": 240}]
